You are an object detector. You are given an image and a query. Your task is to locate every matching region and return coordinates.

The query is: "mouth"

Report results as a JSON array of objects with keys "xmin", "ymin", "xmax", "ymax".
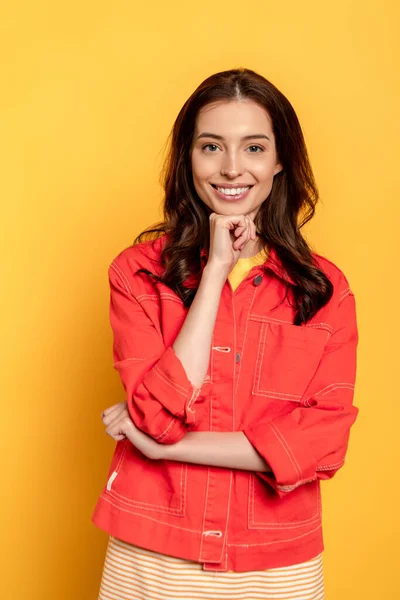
[{"xmin": 209, "ymin": 183, "xmax": 254, "ymax": 202}]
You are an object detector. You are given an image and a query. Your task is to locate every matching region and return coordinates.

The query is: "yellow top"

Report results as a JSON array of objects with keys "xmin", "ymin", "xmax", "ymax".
[{"xmin": 227, "ymin": 246, "xmax": 269, "ymax": 292}]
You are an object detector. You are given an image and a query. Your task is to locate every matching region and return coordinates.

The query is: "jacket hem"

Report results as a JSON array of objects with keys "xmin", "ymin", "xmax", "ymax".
[{"xmin": 91, "ymin": 493, "xmax": 324, "ymax": 572}]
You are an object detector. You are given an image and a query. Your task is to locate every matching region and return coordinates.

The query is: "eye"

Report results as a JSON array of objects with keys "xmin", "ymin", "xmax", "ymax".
[
  {"xmin": 202, "ymin": 144, "xmax": 220, "ymax": 152},
  {"xmin": 247, "ymin": 145, "xmax": 264, "ymax": 153},
  {"xmin": 201, "ymin": 143, "xmax": 265, "ymax": 153}
]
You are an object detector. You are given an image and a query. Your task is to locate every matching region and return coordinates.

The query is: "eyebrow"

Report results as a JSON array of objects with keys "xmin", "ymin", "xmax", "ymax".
[{"xmin": 197, "ymin": 132, "xmax": 271, "ymax": 142}]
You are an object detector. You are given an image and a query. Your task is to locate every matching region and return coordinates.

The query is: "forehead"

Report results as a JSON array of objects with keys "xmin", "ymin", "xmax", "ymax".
[{"xmin": 195, "ymin": 100, "xmax": 274, "ymax": 137}]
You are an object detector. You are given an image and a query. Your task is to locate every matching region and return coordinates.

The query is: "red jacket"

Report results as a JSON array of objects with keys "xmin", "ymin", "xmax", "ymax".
[{"xmin": 91, "ymin": 234, "xmax": 359, "ymax": 572}]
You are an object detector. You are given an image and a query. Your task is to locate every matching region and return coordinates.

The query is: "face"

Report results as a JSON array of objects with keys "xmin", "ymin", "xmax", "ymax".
[{"xmin": 190, "ymin": 99, "xmax": 283, "ymax": 219}]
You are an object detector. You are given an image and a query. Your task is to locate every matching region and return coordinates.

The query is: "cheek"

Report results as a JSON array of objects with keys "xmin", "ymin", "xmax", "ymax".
[
  {"xmin": 191, "ymin": 152, "xmax": 216, "ymax": 183},
  {"xmin": 251, "ymin": 162, "xmax": 277, "ymax": 184}
]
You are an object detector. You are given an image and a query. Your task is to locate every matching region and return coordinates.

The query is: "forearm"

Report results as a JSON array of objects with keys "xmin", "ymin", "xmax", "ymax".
[
  {"xmin": 162, "ymin": 431, "xmax": 272, "ymax": 473},
  {"xmin": 172, "ymin": 264, "xmax": 225, "ymax": 389}
]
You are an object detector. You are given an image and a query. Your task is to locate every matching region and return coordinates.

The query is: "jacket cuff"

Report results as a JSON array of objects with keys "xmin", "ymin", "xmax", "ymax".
[
  {"xmin": 243, "ymin": 413, "xmax": 318, "ymax": 498},
  {"xmin": 141, "ymin": 346, "xmax": 211, "ymax": 424}
]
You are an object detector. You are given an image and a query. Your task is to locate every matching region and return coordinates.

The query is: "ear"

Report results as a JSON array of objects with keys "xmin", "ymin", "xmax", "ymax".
[{"xmin": 274, "ymin": 162, "xmax": 283, "ymax": 176}]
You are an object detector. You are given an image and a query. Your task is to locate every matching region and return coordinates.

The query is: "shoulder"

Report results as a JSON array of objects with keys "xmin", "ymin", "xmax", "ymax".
[
  {"xmin": 311, "ymin": 251, "xmax": 354, "ymax": 295},
  {"xmin": 110, "ymin": 234, "xmax": 167, "ymax": 274},
  {"xmin": 311, "ymin": 251, "xmax": 356, "ymax": 319},
  {"xmin": 108, "ymin": 234, "xmax": 167, "ymax": 295}
]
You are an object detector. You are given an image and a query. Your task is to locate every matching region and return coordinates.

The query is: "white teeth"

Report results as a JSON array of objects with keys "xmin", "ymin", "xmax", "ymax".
[{"xmin": 215, "ymin": 186, "xmax": 250, "ymax": 196}]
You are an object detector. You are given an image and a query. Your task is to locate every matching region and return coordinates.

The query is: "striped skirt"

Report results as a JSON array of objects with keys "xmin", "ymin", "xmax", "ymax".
[{"xmin": 97, "ymin": 535, "xmax": 325, "ymax": 599}]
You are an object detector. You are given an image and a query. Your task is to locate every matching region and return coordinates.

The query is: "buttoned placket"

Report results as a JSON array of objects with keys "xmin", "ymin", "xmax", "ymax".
[{"xmin": 200, "ymin": 271, "xmax": 265, "ymax": 569}]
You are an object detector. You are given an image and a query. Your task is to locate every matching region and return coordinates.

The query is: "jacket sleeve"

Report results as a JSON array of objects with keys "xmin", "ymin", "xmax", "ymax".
[
  {"xmin": 243, "ymin": 277, "xmax": 359, "ymax": 498},
  {"xmin": 108, "ymin": 259, "xmax": 212, "ymax": 444}
]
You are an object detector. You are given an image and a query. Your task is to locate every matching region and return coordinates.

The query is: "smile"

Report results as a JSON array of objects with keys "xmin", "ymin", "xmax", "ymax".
[{"xmin": 210, "ymin": 184, "xmax": 253, "ymax": 202}]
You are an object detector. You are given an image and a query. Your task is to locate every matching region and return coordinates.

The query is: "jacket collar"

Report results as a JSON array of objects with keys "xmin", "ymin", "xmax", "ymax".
[{"xmin": 200, "ymin": 245, "xmax": 295, "ymax": 286}]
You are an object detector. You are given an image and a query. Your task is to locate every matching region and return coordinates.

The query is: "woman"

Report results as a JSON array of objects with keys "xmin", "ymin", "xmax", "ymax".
[{"xmin": 92, "ymin": 68, "xmax": 359, "ymax": 599}]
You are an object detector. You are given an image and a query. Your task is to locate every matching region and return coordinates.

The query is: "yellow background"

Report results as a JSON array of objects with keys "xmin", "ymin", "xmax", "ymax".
[{"xmin": 2, "ymin": 1, "xmax": 398, "ymax": 598}]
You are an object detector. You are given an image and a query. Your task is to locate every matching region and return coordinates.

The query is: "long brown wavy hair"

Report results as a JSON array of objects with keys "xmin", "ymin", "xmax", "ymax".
[{"xmin": 133, "ymin": 67, "xmax": 333, "ymax": 325}]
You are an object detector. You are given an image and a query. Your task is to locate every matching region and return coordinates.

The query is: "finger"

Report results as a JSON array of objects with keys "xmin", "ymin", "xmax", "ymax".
[
  {"xmin": 104, "ymin": 410, "xmax": 129, "ymax": 441},
  {"xmin": 102, "ymin": 407, "xmax": 125, "ymax": 426},
  {"xmin": 106, "ymin": 414, "xmax": 133, "ymax": 440},
  {"xmin": 235, "ymin": 215, "xmax": 250, "ymax": 234},
  {"xmin": 107, "ymin": 431, "xmax": 127, "ymax": 442},
  {"xmin": 243, "ymin": 222, "xmax": 253, "ymax": 248},
  {"xmin": 105, "ymin": 407, "xmax": 130, "ymax": 432},
  {"xmin": 102, "ymin": 401, "xmax": 126, "ymax": 424},
  {"xmin": 233, "ymin": 228, "xmax": 244, "ymax": 249},
  {"xmin": 244, "ymin": 216, "xmax": 255, "ymax": 241},
  {"xmin": 235, "ymin": 237, "xmax": 248, "ymax": 251},
  {"xmin": 234, "ymin": 234, "xmax": 246, "ymax": 250},
  {"xmin": 234, "ymin": 225, "xmax": 246, "ymax": 237},
  {"xmin": 244, "ymin": 224, "xmax": 252, "ymax": 247},
  {"xmin": 102, "ymin": 400, "xmax": 126, "ymax": 418},
  {"xmin": 107, "ymin": 432, "xmax": 127, "ymax": 442},
  {"xmin": 105, "ymin": 418, "xmax": 127, "ymax": 440},
  {"xmin": 240, "ymin": 218, "xmax": 252, "ymax": 245},
  {"xmin": 234, "ymin": 225, "xmax": 250, "ymax": 249},
  {"xmin": 233, "ymin": 216, "xmax": 252, "ymax": 250}
]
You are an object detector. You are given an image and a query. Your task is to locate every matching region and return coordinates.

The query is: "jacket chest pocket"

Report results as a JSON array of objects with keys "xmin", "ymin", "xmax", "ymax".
[
  {"xmin": 248, "ymin": 316, "xmax": 330, "ymax": 401},
  {"xmin": 104, "ymin": 440, "xmax": 187, "ymax": 516}
]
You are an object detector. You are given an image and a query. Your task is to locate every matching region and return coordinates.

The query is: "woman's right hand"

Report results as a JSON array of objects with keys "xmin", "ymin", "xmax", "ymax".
[{"xmin": 207, "ymin": 210, "xmax": 258, "ymax": 277}]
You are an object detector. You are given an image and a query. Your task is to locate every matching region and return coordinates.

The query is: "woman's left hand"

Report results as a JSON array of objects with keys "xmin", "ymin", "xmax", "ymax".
[{"xmin": 101, "ymin": 401, "xmax": 164, "ymax": 460}]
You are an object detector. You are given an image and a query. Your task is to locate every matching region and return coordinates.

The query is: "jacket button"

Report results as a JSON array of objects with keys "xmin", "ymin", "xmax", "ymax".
[
  {"xmin": 236, "ymin": 352, "xmax": 241, "ymax": 363},
  {"xmin": 253, "ymin": 274, "xmax": 263, "ymax": 286}
]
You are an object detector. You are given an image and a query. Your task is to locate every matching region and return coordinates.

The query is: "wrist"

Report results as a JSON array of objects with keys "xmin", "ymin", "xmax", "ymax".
[
  {"xmin": 160, "ymin": 440, "xmax": 178, "ymax": 461},
  {"xmin": 148, "ymin": 443, "xmax": 167, "ymax": 461},
  {"xmin": 202, "ymin": 263, "xmax": 228, "ymax": 287},
  {"xmin": 124, "ymin": 421, "xmax": 166, "ymax": 461}
]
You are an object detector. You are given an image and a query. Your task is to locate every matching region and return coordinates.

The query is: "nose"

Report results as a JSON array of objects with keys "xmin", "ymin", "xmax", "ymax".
[{"xmin": 220, "ymin": 151, "xmax": 244, "ymax": 179}]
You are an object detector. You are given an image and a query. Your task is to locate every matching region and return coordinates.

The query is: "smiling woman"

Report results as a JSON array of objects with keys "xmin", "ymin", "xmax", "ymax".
[
  {"xmin": 191, "ymin": 101, "xmax": 282, "ymax": 230},
  {"xmin": 118, "ymin": 67, "xmax": 333, "ymax": 320},
  {"xmin": 92, "ymin": 67, "xmax": 359, "ymax": 600}
]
